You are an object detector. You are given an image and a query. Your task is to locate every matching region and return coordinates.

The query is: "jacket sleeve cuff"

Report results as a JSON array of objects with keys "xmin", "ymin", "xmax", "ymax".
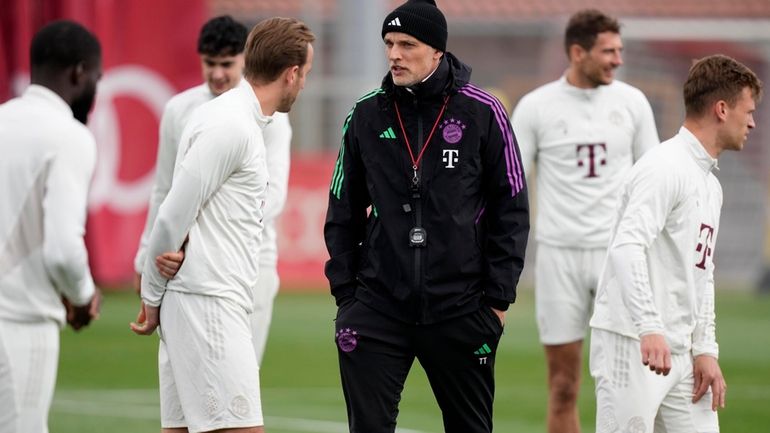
[
  {"xmin": 68, "ymin": 277, "xmax": 96, "ymax": 307},
  {"xmin": 140, "ymin": 280, "xmax": 165, "ymax": 307},
  {"xmin": 331, "ymin": 283, "xmax": 356, "ymax": 306},
  {"xmin": 693, "ymin": 351, "xmax": 719, "ymax": 360},
  {"xmin": 483, "ymin": 297, "xmax": 510, "ymax": 312},
  {"xmin": 692, "ymin": 342, "xmax": 719, "ymax": 360},
  {"xmin": 133, "ymin": 248, "xmax": 146, "ymax": 275},
  {"xmin": 638, "ymin": 326, "xmax": 666, "ymax": 338}
]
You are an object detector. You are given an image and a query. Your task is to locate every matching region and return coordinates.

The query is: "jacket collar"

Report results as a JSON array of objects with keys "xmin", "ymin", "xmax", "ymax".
[
  {"xmin": 558, "ymin": 74, "xmax": 605, "ymax": 100},
  {"xmin": 678, "ymin": 126, "xmax": 719, "ymax": 174},
  {"xmin": 382, "ymin": 52, "xmax": 471, "ymax": 101},
  {"xmin": 23, "ymin": 84, "xmax": 73, "ymax": 117},
  {"xmin": 236, "ymin": 80, "xmax": 272, "ymax": 129}
]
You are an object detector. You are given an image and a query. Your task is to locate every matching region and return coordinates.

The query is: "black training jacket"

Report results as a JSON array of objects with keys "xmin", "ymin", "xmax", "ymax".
[{"xmin": 324, "ymin": 53, "xmax": 529, "ymax": 324}]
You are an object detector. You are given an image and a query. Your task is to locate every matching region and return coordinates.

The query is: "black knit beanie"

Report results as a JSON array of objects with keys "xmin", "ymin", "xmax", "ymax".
[{"xmin": 381, "ymin": 0, "xmax": 448, "ymax": 52}]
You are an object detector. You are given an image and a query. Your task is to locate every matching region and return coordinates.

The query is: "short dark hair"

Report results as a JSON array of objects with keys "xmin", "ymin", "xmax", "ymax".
[
  {"xmin": 197, "ymin": 15, "xmax": 248, "ymax": 57},
  {"xmin": 244, "ymin": 17, "xmax": 315, "ymax": 83},
  {"xmin": 684, "ymin": 54, "xmax": 763, "ymax": 117},
  {"xmin": 564, "ymin": 9, "xmax": 620, "ymax": 57},
  {"xmin": 30, "ymin": 20, "xmax": 101, "ymax": 73}
]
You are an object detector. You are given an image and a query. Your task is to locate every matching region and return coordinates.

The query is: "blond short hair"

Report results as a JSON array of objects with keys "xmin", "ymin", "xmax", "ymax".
[{"xmin": 244, "ymin": 17, "xmax": 315, "ymax": 84}]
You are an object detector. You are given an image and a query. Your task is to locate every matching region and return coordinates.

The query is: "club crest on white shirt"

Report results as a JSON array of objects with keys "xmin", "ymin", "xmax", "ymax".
[
  {"xmin": 625, "ymin": 416, "xmax": 646, "ymax": 433},
  {"xmin": 609, "ymin": 110, "xmax": 624, "ymax": 126},
  {"xmin": 554, "ymin": 119, "xmax": 568, "ymax": 135}
]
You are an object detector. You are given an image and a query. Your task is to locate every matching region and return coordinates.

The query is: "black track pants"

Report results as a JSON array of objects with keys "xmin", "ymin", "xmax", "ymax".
[{"xmin": 334, "ymin": 299, "xmax": 505, "ymax": 433}]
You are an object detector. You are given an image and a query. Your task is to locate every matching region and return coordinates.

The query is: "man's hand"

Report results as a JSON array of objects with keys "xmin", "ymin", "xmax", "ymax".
[
  {"xmin": 88, "ymin": 288, "xmax": 102, "ymax": 320},
  {"xmin": 62, "ymin": 289, "xmax": 102, "ymax": 331},
  {"xmin": 491, "ymin": 307, "xmax": 505, "ymax": 327},
  {"xmin": 130, "ymin": 301, "xmax": 160, "ymax": 336},
  {"xmin": 156, "ymin": 250, "xmax": 185, "ymax": 279},
  {"xmin": 693, "ymin": 355, "xmax": 726, "ymax": 411},
  {"xmin": 135, "ymin": 299, "xmax": 146, "ymax": 325},
  {"xmin": 640, "ymin": 333, "xmax": 671, "ymax": 376}
]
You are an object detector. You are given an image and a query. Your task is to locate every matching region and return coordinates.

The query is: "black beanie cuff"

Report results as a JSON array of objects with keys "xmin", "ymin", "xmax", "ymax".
[{"xmin": 381, "ymin": 0, "xmax": 448, "ymax": 52}]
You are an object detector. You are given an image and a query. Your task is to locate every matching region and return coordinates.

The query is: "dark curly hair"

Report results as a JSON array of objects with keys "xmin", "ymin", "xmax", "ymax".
[
  {"xmin": 564, "ymin": 9, "xmax": 620, "ymax": 58},
  {"xmin": 197, "ymin": 15, "xmax": 248, "ymax": 57},
  {"xmin": 30, "ymin": 20, "xmax": 101, "ymax": 72}
]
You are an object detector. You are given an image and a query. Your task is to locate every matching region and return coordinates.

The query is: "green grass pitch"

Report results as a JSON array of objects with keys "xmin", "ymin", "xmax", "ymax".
[{"xmin": 51, "ymin": 289, "xmax": 770, "ymax": 432}]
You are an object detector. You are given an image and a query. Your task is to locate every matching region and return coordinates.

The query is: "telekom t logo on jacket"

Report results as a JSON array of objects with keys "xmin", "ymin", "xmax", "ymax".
[
  {"xmin": 576, "ymin": 143, "xmax": 607, "ymax": 178},
  {"xmin": 696, "ymin": 223, "xmax": 715, "ymax": 270},
  {"xmin": 442, "ymin": 149, "xmax": 459, "ymax": 168}
]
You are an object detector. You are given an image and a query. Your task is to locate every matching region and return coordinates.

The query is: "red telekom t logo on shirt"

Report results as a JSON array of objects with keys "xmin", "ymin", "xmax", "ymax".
[
  {"xmin": 576, "ymin": 143, "xmax": 607, "ymax": 178},
  {"xmin": 696, "ymin": 223, "xmax": 715, "ymax": 270}
]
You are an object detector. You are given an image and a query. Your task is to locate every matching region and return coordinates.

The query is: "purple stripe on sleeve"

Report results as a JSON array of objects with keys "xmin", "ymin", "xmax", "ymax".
[
  {"xmin": 475, "ymin": 206, "xmax": 486, "ymax": 225},
  {"xmin": 465, "ymin": 84, "xmax": 521, "ymax": 175},
  {"xmin": 459, "ymin": 86, "xmax": 517, "ymax": 192},
  {"xmin": 464, "ymin": 84, "xmax": 524, "ymax": 193},
  {"xmin": 459, "ymin": 84, "xmax": 524, "ymax": 196}
]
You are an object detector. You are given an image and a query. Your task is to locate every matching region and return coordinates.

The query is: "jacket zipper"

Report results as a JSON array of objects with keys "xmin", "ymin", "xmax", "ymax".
[{"xmin": 413, "ymin": 97, "xmax": 423, "ymax": 324}]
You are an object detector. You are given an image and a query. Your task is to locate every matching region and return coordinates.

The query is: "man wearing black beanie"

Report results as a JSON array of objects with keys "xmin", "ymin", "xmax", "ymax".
[{"xmin": 325, "ymin": 1, "xmax": 530, "ymax": 431}]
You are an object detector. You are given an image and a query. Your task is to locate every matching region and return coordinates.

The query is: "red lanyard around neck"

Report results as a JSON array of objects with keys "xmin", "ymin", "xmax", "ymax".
[{"xmin": 394, "ymin": 96, "xmax": 450, "ymax": 183}]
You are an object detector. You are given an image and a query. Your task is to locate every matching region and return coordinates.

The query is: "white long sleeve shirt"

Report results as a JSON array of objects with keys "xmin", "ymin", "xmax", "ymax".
[
  {"xmin": 511, "ymin": 76, "xmax": 659, "ymax": 248},
  {"xmin": 590, "ymin": 127, "xmax": 721, "ymax": 358},
  {"xmin": 259, "ymin": 110, "xmax": 291, "ymax": 267},
  {"xmin": 134, "ymin": 80, "xmax": 291, "ymax": 273},
  {"xmin": 0, "ymin": 85, "xmax": 96, "ymax": 326},
  {"xmin": 140, "ymin": 84, "xmax": 270, "ymax": 311}
]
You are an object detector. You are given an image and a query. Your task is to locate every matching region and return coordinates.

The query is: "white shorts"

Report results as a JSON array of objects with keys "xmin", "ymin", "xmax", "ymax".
[
  {"xmin": 535, "ymin": 244, "xmax": 604, "ymax": 344},
  {"xmin": 0, "ymin": 328, "xmax": 15, "ymax": 433},
  {"xmin": 590, "ymin": 329, "xmax": 719, "ymax": 433},
  {"xmin": 250, "ymin": 265, "xmax": 280, "ymax": 364},
  {"xmin": 0, "ymin": 319, "xmax": 59, "ymax": 433},
  {"xmin": 158, "ymin": 290, "xmax": 263, "ymax": 433}
]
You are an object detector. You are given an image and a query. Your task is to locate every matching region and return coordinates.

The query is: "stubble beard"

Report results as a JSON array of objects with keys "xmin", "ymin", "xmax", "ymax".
[{"xmin": 71, "ymin": 85, "xmax": 96, "ymax": 124}]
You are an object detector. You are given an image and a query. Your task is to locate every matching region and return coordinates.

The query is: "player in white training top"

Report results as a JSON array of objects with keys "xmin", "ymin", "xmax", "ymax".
[
  {"xmin": 0, "ymin": 21, "xmax": 103, "ymax": 433},
  {"xmin": 133, "ymin": 15, "xmax": 292, "ymax": 364},
  {"xmin": 130, "ymin": 18, "xmax": 314, "ymax": 433},
  {"xmin": 510, "ymin": 10, "xmax": 659, "ymax": 433},
  {"xmin": 590, "ymin": 54, "xmax": 762, "ymax": 433}
]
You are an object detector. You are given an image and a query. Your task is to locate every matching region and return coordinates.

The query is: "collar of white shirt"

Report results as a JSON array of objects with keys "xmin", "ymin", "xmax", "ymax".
[
  {"xmin": 24, "ymin": 84, "xmax": 73, "ymax": 117},
  {"xmin": 559, "ymin": 74, "xmax": 602, "ymax": 99},
  {"xmin": 237, "ymin": 78, "xmax": 273, "ymax": 129},
  {"xmin": 679, "ymin": 126, "xmax": 719, "ymax": 173}
]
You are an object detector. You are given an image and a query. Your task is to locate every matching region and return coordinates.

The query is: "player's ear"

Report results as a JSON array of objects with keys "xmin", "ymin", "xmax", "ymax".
[
  {"xmin": 569, "ymin": 43, "xmax": 585, "ymax": 62},
  {"xmin": 70, "ymin": 62, "xmax": 86, "ymax": 86},
  {"xmin": 714, "ymin": 99, "xmax": 729, "ymax": 122},
  {"xmin": 285, "ymin": 65, "xmax": 300, "ymax": 84}
]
